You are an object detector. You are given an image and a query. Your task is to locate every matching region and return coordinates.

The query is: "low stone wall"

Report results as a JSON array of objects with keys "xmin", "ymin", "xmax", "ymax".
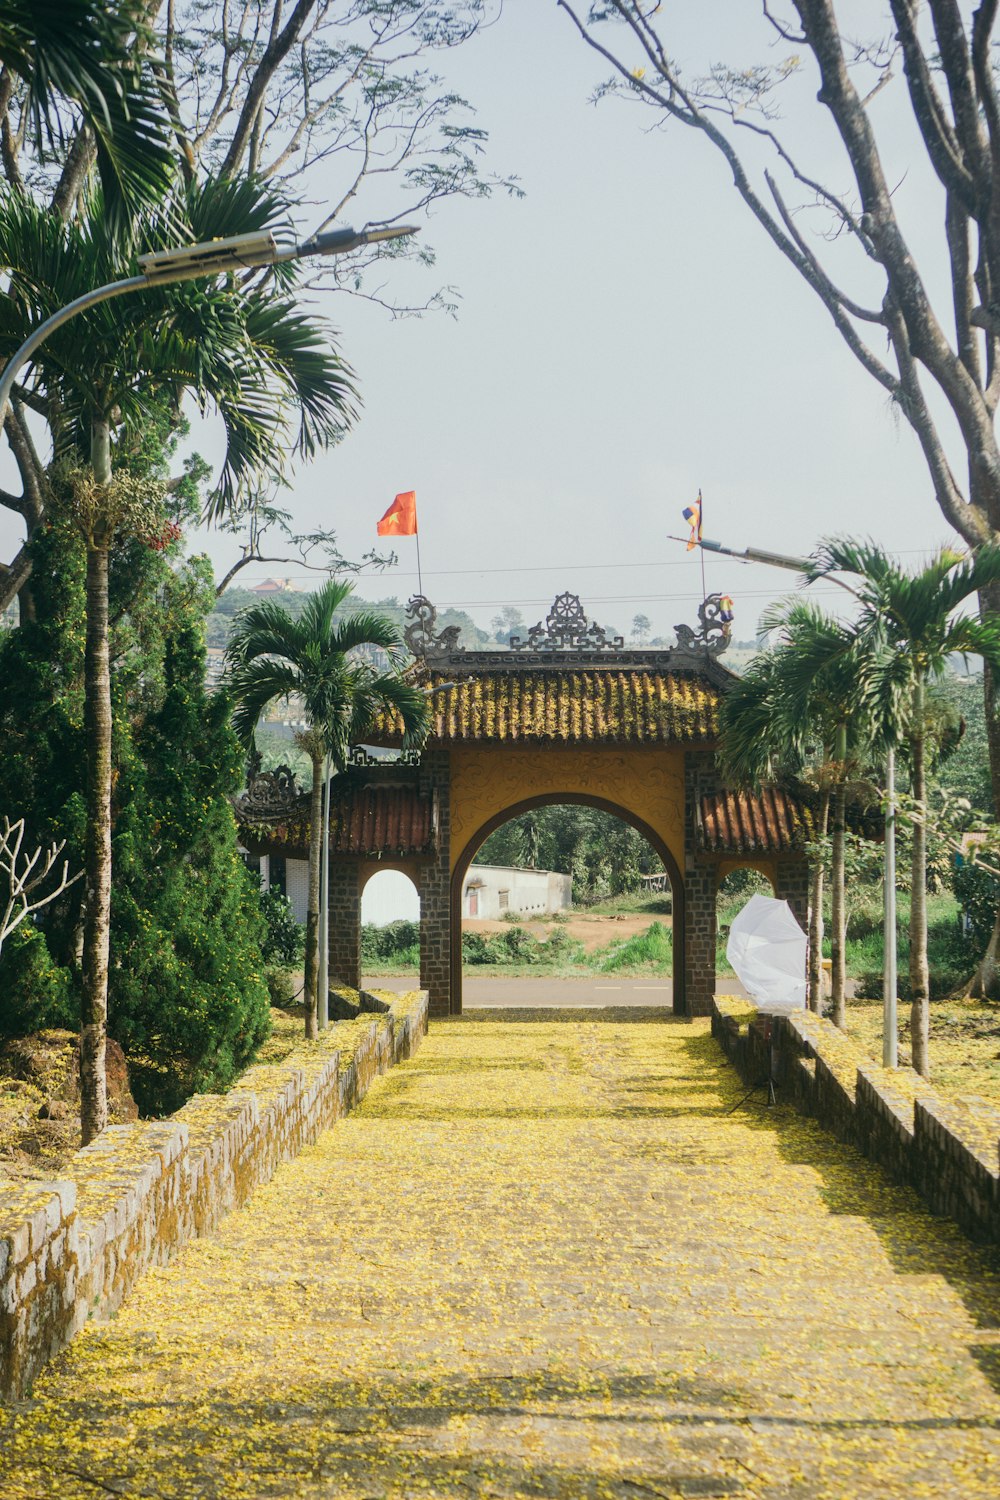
[
  {"xmin": 0, "ymin": 990, "xmax": 427, "ymax": 1401},
  {"xmin": 712, "ymin": 995, "xmax": 1000, "ymax": 1245}
]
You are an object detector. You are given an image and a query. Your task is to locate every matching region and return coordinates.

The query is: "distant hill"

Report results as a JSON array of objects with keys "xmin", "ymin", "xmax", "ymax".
[{"xmin": 207, "ymin": 586, "xmax": 492, "ymax": 653}]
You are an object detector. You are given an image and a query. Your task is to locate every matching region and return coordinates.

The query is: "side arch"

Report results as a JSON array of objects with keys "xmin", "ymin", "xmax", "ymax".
[{"xmin": 449, "ymin": 793, "xmax": 686, "ymax": 1015}]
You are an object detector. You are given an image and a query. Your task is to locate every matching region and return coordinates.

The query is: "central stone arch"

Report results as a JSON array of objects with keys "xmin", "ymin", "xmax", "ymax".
[{"xmin": 450, "ymin": 790, "xmax": 685, "ymax": 1015}]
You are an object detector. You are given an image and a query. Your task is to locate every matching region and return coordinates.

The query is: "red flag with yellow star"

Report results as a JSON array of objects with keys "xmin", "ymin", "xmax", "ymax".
[{"xmin": 376, "ymin": 491, "xmax": 418, "ymax": 536}]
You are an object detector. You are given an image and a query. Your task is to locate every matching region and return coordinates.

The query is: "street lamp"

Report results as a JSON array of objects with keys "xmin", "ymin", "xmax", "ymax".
[{"xmin": 0, "ymin": 223, "xmax": 418, "ymax": 425}]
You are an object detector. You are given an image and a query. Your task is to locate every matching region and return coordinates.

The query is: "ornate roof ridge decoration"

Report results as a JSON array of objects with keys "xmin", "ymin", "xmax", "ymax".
[
  {"xmin": 345, "ymin": 746, "xmax": 422, "ymax": 769},
  {"xmin": 234, "ymin": 750, "xmax": 303, "ymax": 822},
  {"xmin": 510, "ymin": 592, "xmax": 623, "ymax": 654},
  {"xmin": 674, "ymin": 594, "xmax": 732, "ymax": 659},
  {"xmin": 403, "ymin": 592, "xmax": 734, "ymax": 681},
  {"xmin": 404, "ymin": 595, "xmax": 465, "ymax": 664}
]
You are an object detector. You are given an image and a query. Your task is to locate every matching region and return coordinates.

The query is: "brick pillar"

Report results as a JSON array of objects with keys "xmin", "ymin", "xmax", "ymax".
[
  {"xmin": 681, "ymin": 749, "xmax": 721, "ymax": 1017},
  {"xmin": 683, "ymin": 862, "xmax": 718, "ymax": 1016},
  {"xmin": 774, "ymin": 860, "xmax": 809, "ymax": 934},
  {"xmin": 418, "ymin": 751, "xmax": 452, "ymax": 1017},
  {"xmin": 328, "ymin": 861, "xmax": 361, "ymax": 991}
]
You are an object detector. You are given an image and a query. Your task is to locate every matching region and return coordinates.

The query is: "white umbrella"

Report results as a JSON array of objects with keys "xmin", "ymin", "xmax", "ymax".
[{"xmin": 726, "ymin": 893, "xmax": 807, "ymax": 1014}]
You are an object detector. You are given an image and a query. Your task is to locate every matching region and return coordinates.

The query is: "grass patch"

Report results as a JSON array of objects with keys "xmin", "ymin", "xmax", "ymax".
[
  {"xmin": 590, "ymin": 921, "xmax": 673, "ymax": 974},
  {"xmin": 577, "ymin": 891, "xmax": 672, "ymax": 917},
  {"xmin": 846, "ymin": 995, "xmax": 1000, "ymax": 1103},
  {"xmin": 845, "ymin": 892, "xmax": 970, "ymax": 1000},
  {"xmin": 715, "ymin": 888, "xmax": 970, "ymax": 998},
  {"xmin": 366, "ymin": 919, "xmax": 675, "ymax": 978}
]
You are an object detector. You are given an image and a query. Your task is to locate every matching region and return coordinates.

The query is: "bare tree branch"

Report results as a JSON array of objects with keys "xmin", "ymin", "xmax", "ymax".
[{"xmin": 0, "ymin": 817, "xmax": 83, "ymax": 956}]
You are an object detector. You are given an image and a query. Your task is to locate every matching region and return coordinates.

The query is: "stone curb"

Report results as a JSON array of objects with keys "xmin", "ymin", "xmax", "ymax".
[
  {"xmin": 0, "ymin": 990, "xmax": 428, "ymax": 1400},
  {"xmin": 711, "ymin": 995, "xmax": 1000, "ymax": 1244}
]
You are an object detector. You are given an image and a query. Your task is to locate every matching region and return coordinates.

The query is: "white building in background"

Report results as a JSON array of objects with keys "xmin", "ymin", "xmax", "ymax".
[
  {"xmin": 461, "ymin": 866, "xmax": 571, "ymax": 921},
  {"xmin": 254, "ymin": 857, "xmax": 571, "ymax": 926}
]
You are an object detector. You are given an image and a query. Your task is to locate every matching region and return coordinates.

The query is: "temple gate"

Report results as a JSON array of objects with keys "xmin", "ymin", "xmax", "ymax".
[{"xmin": 237, "ymin": 593, "xmax": 814, "ymax": 1018}]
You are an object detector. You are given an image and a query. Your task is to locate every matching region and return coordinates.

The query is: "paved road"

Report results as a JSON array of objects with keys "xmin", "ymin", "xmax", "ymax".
[
  {"xmin": 367, "ymin": 973, "xmax": 753, "ymax": 1007},
  {"xmin": 3, "ymin": 1014, "xmax": 998, "ymax": 1499}
]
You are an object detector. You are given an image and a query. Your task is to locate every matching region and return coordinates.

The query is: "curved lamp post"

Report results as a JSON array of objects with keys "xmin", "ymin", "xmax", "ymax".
[{"xmin": 0, "ymin": 223, "xmax": 418, "ymax": 424}]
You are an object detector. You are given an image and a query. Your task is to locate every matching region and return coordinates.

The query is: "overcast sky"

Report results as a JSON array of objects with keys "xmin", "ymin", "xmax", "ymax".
[{"xmin": 2, "ymin": 3, "xmax": 973, "ymax": 644}]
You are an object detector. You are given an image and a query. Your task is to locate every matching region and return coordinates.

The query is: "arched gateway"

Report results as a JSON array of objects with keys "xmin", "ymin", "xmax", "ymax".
[{"xmin": 237, "ymin": 594, "xmax": 813, "ymax": 1018}]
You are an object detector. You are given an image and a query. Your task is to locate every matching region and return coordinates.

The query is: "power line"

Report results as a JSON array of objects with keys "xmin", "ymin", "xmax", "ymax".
[
  {"xmin": 229, "ymin": 543, "xmax": 952, "ymax": 585},
  {"xmin": 324, "ymin": 587, "xmax": 849, "ymax": 610}
]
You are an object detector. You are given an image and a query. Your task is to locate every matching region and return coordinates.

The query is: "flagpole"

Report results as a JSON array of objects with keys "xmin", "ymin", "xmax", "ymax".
[
  {"xmin": 698, "ymin": 488, "xmax": 708, "ymax": 604},
  {"xmin": 415, "ymin": 525, "xmax": 424, "ymax": 599}
]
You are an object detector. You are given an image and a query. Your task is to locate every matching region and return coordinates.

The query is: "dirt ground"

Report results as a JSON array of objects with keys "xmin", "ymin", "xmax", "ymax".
[{"xmin": 462, "ymin": 911, "xmax": 671, "ymax": 952}]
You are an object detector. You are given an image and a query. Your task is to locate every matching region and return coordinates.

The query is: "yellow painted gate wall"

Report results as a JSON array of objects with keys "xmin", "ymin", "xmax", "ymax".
[{"xmin": 448, "ymin": 745, "xmax": 688, "ymax": 870}]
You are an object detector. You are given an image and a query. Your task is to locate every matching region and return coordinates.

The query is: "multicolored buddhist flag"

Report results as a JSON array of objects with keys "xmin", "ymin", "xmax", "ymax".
[
  {"xmin": 682, "ymin": 491, "xmax": 702, "ymax": 551},
  {"xmin": 376, "ymin": 490, "xmax": 418, "ymax": 536},
  {"xmin": 719, "ymin": 594, "xmax": 735, "ymax": 623}
]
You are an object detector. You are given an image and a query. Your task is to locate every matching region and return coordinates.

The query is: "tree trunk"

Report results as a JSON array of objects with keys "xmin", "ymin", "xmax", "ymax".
[
  {"xmin": 808, "ymin": 789, "xmax": 830, "ymax": 1013},
  {"xmin": 910, "ymin": 681, "xmax": 930, "ymax": 1078},
  {"xmin": 303, "ymin": 750, "xmax": 323, "ymax": 1039},
  {"xmin": 80, "ymin": 420, "xmax": 114, "ymax": 1148},
  {"xmin": 831, "ymin": 725, "xmax": 848, "ymax": 1029},
  {"xmin": 976, "ymin": 597, "xmax": 1000, "ymax": 998},
  {"xmin": 80, "ymin": 537, "xmax": 111, "ymax": 1145}
]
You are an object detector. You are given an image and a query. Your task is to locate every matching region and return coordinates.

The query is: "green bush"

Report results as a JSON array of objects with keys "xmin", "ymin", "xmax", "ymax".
[
  {"xmin": 264, "ymin": 965, "xmax": 298, "ymax": 1007},
  {"xmin": 952, "ymin": 860, "xmax": 999, "ymax": 949},
  {"xmin": 0, "ymin": 924, "xmax": 75, "ymax": 1040},
  {"xmin": 461, "ymin": 926, "xmax": 585, "ymax": 968},
  {"xmin": 853, "ymin": 905, "xmax": 974, "ymax": 1002},
  {"xmin": 258, "ymin": 885, "xmax": 304, "ymax": 965},
  {"xmin": 0, "ymin": 527, "xmax": 272, "ymax": 1117},
  {"xmin": 361, "ymin": 920, "xmax": 420, "ymax": 965}
]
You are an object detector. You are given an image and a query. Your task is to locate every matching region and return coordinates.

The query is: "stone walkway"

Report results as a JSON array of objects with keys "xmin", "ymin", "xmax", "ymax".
[{"xmin": 2, "ymin": 1013, "xmax": 1000, "ymax": 1499}]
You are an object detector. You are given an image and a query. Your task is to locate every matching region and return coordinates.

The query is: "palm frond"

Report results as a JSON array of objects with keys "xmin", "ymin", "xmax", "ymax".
[
  {"xmin": 226, "ymin": 659, "xmax": 302, "ymax": 747},
  {"xmin": 809, "ymin": 536, "xmax": 893, "ymax": 588},
  {"xmin": 719, "ymin": 654, "xmax": 801, "ymax": 789},
  {"xmin": 300, "ymin": 579, "xmax": 357, "ymax": 644},
  {"xmin": 224, "ymin": 601, "xmax": 314, "ymax": 670},
  {"xmin": 0, "ymin": 176, "xmax": 357, "ymax": 519},
  {"xmin": 329, "ymin": 609, "xmax": 404, "ymax": 658},
  {"xmin": 0, "ymin": 1, "xmax": 172, "ymax": 223}
]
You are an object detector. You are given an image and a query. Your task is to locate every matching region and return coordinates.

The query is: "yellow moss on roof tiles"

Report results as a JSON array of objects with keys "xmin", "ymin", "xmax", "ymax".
[{"xmin": 376, "ymin": 669, "xmax": 722, "ymax": 744}]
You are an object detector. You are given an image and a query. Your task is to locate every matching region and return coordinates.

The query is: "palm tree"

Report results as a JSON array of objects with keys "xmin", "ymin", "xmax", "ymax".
[
  {"xmin": 720, "ymin": 605, "xmax": 869, "ymax": 1024},
  {"xmin": 721, "ymin": 650, "xmax": 824, "ymax": 1013},
  {"xmin": 0, "ymin": 1, "xmax": 172, "ymax": 219},
  {"xmin": 0, "ymin": 175, "xmax": 357, "ymax": 1142},
  {"xmin": 810, "ymin": 540, "xmax": 1000, "ymax": 1078},
  {"xmin": 226, "ymin": 580, "xmax": 429, "ymax": 1038}
]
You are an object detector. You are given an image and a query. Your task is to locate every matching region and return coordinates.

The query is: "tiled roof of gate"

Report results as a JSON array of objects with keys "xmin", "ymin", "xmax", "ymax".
[
  {"xmin": 237, "ymin": 782, "xmax": 435, "ymax": 858},
  {"xmin": 698, "ymin": 787, "xmax": 815, "ymax": 855},
  {"xmin": 377, "ymin": 670, "xmax": 723, "ymax": 745},
  {"xmin": 332, "ymin": 783, "xmax": 434, "ymax": 855}
]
